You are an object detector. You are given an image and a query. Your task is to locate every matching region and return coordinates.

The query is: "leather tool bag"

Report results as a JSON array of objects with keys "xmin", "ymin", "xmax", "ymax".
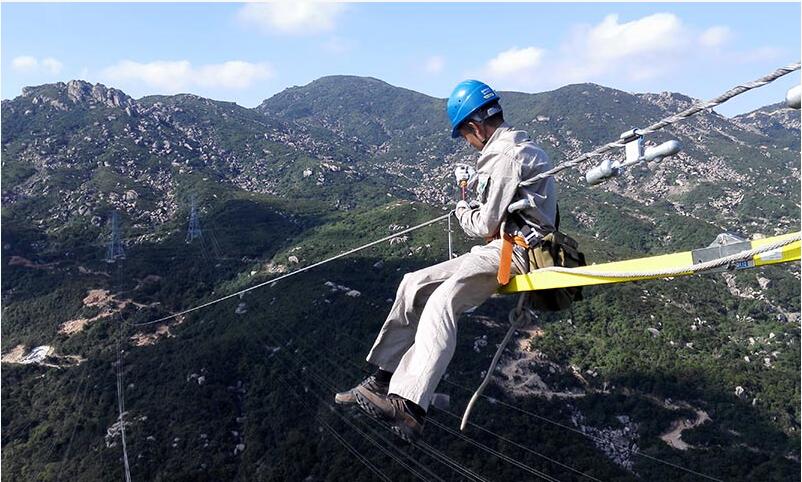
[{"xmin": 525, "ymin": 230, "xmax": 587, "ymax": 312}]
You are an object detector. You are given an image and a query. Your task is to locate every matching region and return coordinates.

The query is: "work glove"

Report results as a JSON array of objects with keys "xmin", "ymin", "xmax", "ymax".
[
  {"xmin": 455, "ymin": 199, "xmax": 481, "ymax": 213},
  {"xmin": 454, "ymin": 164, "xmax": 477, "ymax": 188}
]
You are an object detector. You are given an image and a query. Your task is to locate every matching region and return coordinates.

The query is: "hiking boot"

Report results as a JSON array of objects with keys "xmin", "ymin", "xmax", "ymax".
[
  {"xmin": 353, "ymin": 387, "xmax": 424, "ymax": 443},
  {"xmin": 334, "ymin": 374, "xmax": 389, "ymax": 405}
]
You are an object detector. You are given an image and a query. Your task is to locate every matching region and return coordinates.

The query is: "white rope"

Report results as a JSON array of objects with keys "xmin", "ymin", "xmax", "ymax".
[
  {"xmin": 520, "ymin": 61, "xmax": 801, "ymax": 186},
  {"xmin": 539, "ymin": 233, "xmax": 799, "ymax": 279},
  {"xmin": 461, "ymin": 294, "xmax": 532, "ymax": 431}
]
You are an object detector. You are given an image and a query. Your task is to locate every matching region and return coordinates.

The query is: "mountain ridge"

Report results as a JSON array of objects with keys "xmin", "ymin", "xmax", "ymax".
[
  {"xmin": 2, "ymin": 73, "xmax": 799, "ymax": 481},
  {"xmin": 6, "ymin": 76, "xmax": 792, "ymax": 120}
]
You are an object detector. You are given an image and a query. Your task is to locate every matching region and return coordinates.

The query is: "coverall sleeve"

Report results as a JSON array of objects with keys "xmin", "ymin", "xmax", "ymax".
[{"xmin": 455, "ymin": 153, "xmax": 520, "ymax": 238}]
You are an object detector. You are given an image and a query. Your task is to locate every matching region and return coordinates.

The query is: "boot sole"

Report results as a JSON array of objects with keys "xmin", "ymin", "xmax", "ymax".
[
  {"xmin": 334, "ymin": 392, "xmax": 356, "ymax": 405},
  {"xmin": 354, "ymin": 393, "xmax": 420, "ymax": 444}
]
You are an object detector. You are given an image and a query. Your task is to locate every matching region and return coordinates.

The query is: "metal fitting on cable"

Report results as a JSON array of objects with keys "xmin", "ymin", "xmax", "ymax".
[
  {"xmin": 585, "ymin": 159, "xmax": 621, "ymax": 185},
  {"xmin": 786, "ymin": 85, "xmax": 801, "ymax": 109},
  {"xmin": 586, "ymin": 129, "xmax": 682, "ymax": 185}
]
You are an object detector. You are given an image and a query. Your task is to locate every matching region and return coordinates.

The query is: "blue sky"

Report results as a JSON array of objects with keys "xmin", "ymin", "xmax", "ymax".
[{"xmin": 2, "ymin": 2, "xmax": 800, "ymax": 116}]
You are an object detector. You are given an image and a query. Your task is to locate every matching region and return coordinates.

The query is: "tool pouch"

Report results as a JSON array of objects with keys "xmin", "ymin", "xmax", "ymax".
[{"xmin": 525, "ymin": 231, "xmax": 587, "ymax": 312}]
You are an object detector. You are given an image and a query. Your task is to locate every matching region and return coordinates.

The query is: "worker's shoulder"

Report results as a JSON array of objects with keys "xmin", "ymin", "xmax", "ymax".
[{"xmin": 493, "ymin": 127, "xmax": 549, "ymax": 165}]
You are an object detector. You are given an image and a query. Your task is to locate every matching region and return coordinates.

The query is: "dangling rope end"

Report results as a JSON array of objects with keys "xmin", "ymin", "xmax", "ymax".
[{"xmin": 460, "ymin": 294, "xmax": 532, "ymax": 431}]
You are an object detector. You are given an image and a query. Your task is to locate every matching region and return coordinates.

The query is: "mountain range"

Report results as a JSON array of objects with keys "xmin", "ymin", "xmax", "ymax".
[{"xmin": 2, "ymin": 76, "xmax": 799, "ymax": 481}]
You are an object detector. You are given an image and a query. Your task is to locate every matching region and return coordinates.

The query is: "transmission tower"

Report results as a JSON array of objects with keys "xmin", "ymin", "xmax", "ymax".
[
  {"xmin": 185, "ymin": 194, "xmax": 222, "ymax": 261},
  {"xmin": 105, "ymin": 211, "xmax": 125, "ymax": 263},
  {"xmin": 186, "ymin": 195, "xmax": 203, "ymax": 243}
]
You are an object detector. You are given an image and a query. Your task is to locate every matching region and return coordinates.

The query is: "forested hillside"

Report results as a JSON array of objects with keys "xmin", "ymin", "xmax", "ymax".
[{"xmin": 2, "ymin": 76, "xmax": 799, "ymax": 481}]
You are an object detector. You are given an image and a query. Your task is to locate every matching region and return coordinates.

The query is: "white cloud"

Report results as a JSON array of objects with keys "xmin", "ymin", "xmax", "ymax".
[
  {"xmin": 487, "ymin": 47, "xmax": 544, "ymax": 77},
  {"xmin": 41, "ymin": 57, "xmax": 64, "ymax": 74},
  {"xmin": 424, "ymin": 56, "xmax": 445, "ymax": 74},
  {"xmin": 479, "ymin": 14, "xmax": 688, "ymax": 89},
  {"xmin": 553, "ymin": 13, "xmax": 691, "ymax": 84},
  {"xmin": 12, "ymin": 56, "xmax": 39, "ymax": 71},
  {"xmin": 584, "ymin": 13, "xmax": 686, "ymax": 61},
  {"xmin": 478, "ymin": 13, "xmax": 751, "ymax": 91},
  {"xmin": 101, "ymin": 60, "xmax": 274, "ymax": 92},
  {"xmin": 236, "ymin": 1, "xmax": 344, "ymax": 35},
  {"xmin": 11, "ymin": 55, "xmax": 63, "ymax": 74},
  {"xmin": 699, "ymin": 26, "xmax": 732, "ymax": 48}
]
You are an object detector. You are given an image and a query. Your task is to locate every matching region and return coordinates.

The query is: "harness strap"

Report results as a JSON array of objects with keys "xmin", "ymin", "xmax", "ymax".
[
  {"xmin": 497, "ymin": 233, "xmax": 529, "ymax": 285},
  {"xmin": 497, "ymin": 234, "xmax": 514, "ymax": 285},
  {"xmin": 495, "ymin": 204, "xmax": 559, "ymax": 286}
]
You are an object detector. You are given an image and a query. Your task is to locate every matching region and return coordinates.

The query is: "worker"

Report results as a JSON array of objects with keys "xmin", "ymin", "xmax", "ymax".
[{"xmin": 335, "ymin": 80, "xmax": 558, "ymax": 442}]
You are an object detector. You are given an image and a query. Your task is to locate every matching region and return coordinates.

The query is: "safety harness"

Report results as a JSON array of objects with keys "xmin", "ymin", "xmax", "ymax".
[{"xmin": 493, "ymin": 205, "xmax": 586, "ymax": 312}]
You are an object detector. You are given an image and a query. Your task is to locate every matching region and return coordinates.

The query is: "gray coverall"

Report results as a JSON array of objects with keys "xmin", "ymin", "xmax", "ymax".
[{"xmin": 366, "ymin": 123, "xmax": 557, "ymax": 410}]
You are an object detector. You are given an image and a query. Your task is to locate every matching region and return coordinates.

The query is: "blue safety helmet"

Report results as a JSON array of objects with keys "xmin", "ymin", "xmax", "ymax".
[{"xmin": 447, "ymin": 80, "xmax": 501, "ymax": 138}]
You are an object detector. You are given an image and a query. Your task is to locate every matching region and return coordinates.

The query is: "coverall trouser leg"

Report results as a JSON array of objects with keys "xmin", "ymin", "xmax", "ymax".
[{"xmin": 365, "ymin": 240, "xmax": 514, "ymax": 411}]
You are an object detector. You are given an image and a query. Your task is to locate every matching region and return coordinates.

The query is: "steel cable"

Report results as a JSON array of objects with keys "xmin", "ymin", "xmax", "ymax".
[
  {"xmin": 520, "ymin": 61, "xmax": 801, "ymax": 186},
  {"xmin": 132, "ymin": 212, "xmax": 452, "ymax": 326},
  {"xmin": 265, "ymin": 331, "xmax": 484, "ymax": 482},
  {"xmin": 538, "ymin": 233, "xmax": 799, "ymax": 279},
  {"xmin": 266, "ymin": 315, "xmax": 586, "ymax": 482},
  {"xmin": 312, "ymin": 308, "xmax": 725, "ymax": 481}
]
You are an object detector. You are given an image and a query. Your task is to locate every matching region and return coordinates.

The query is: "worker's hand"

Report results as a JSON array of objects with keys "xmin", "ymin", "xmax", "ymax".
[
  {"xmin": 454, "ymin": 164, "xmax": 476, "ymax": 187},
  {"xmin": 455, "ymin": 199, "xmax": 480, "ymax": 213}
]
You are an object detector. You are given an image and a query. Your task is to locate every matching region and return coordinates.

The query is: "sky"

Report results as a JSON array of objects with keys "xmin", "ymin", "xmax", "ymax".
[{"xmin": 2, "ymin": 2, "xmax": 800, "ymax": 117}]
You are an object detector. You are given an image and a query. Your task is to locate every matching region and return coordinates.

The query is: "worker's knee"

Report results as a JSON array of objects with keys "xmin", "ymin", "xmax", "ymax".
[
  {"xmin": 420, "ymin": 280, "xmax": 458, "ymax": 318},
  {"xmin": 397, "ymin": 273, "xmax": 414, "ymax": 294},
  {"xmin": 399, "ymin": 270, "xmax": 424, "ymax": 291}
]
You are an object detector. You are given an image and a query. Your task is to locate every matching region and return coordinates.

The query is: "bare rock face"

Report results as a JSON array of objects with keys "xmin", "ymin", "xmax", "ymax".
[
  {"xmin": 638, "ymin": 91, "xmax": 697, "ymax": 112},
  {"xmin": 733, "ymin": 102, "xmax": 801, "ymax": 133},
  {"xmin": 63, "ymin": 80, "xmax": 135, "ymax": 109},
  {"xmin": 66, "ymin": 80, "xmax": 92, "ymax": 103}
]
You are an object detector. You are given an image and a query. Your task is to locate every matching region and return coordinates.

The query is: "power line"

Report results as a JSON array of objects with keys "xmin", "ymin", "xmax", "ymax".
[
  {"xmin": 265, "ymin": 341, "xmax": 427, "ymax": 481},
  {"xmin": 294, "ymin": 336, "xmax": 583, "ymax": 480},
  {"xmin": 271, "ymin": 343, "xmax": 432, "ymax": 481},
  {"xmin": 520, "ymin": 61, "xmax": 801, "ymax": 186},
  {"xmin": 263, "ymin": 328, "xmax": 491, "ymax": 482},
  {"xmin": 312, "ymin": 311, "xmax": 725, "ymax": 481},
  {"xmin": 327, "ymin": 406, "xmax": 434, "ymax": 481},
  {"xmin": 440, "ymin": 379, "xmax": 723, "ymax": 482},
  {"xmin": 435, "ymin": 406, "xmax": 602, "ymax": 481},
  {"xmin": 318, "ymin": 417, "xmax": 392, "ymax": 482},
  {"xmin": 112, "ymin": 260, "xmax": 133, "ymax": 482},
  {"xmin": 341, "ymin": 409, "xmax": 446, "ymax": 482},
  {"xmin": 56, "ymin": 371, "xmax": 92, "ymax": 482},
  {"xmin": 265, "ymin": 317, "xmax": 576, "ymax": 482},
  {"xmin": 132, "ymin": 212, "xmax": 452, "ymax": 326},
  {"xmin": 427, "ymin": 418, "xmax": 561, "ymax": 482}
]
